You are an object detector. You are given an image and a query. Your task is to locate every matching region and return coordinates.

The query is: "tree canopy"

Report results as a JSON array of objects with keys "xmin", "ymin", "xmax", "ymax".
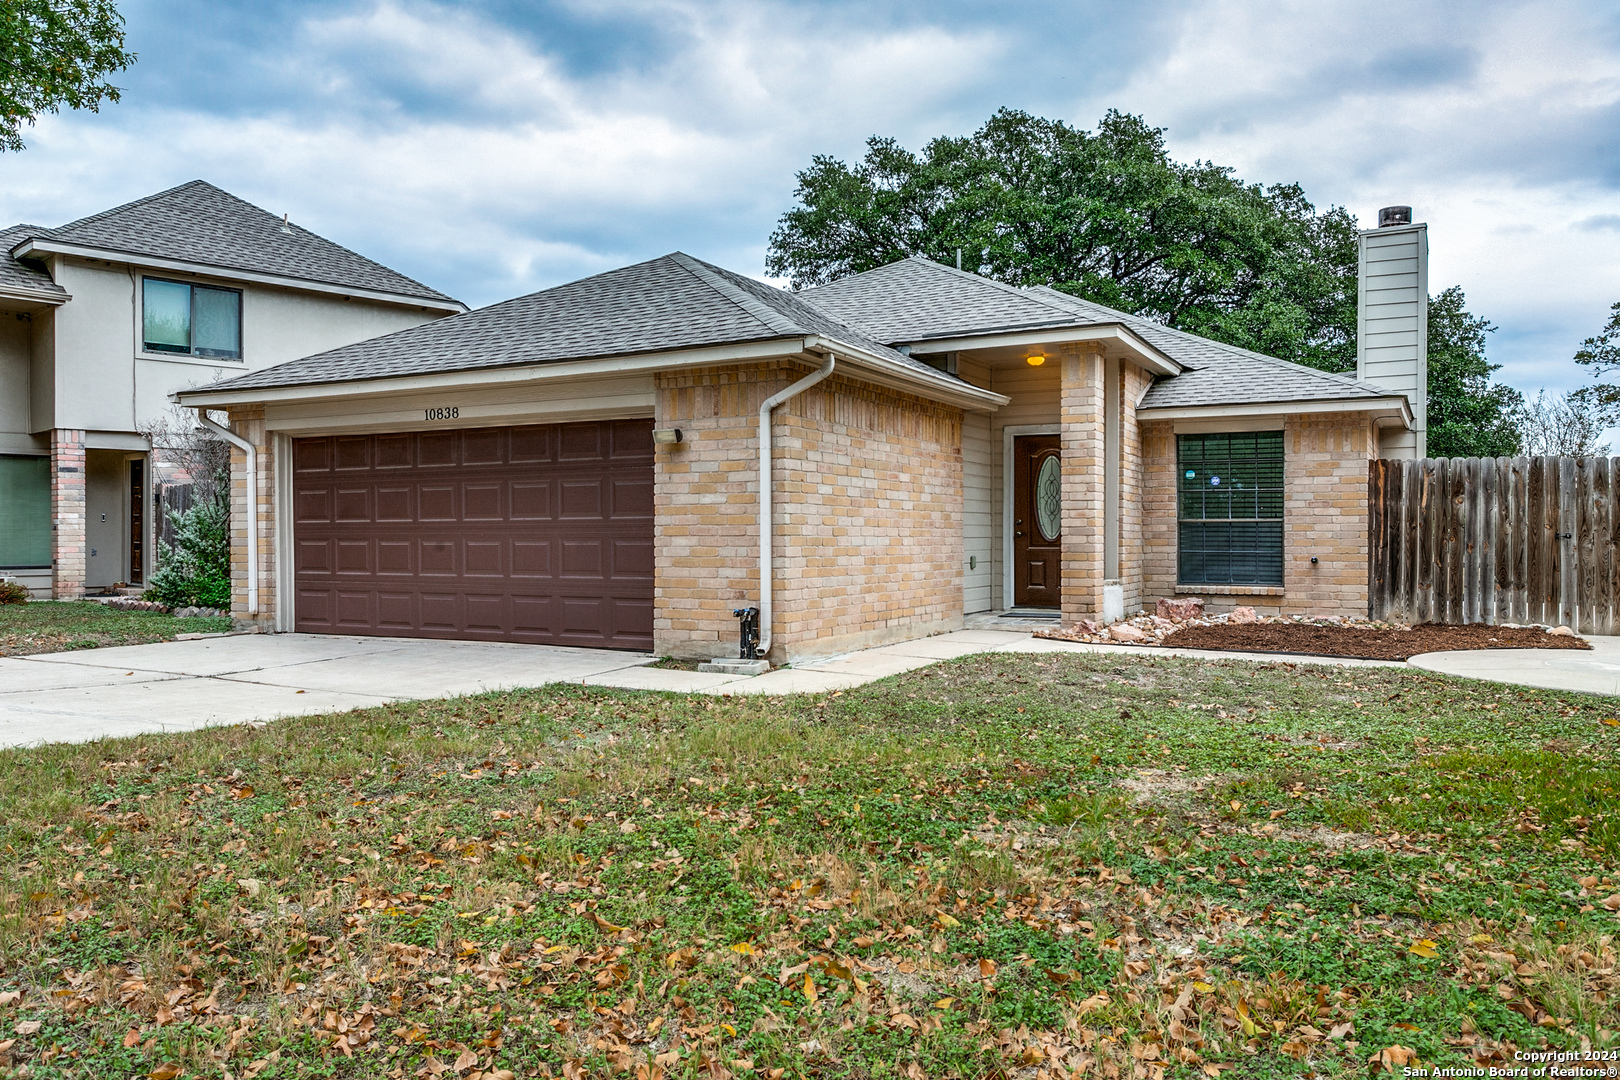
[
  {"xmin": 1573, "ymin": 300, "xmax": 1620, "ymax": 418},
  {"xmin": 768, "ymin": 108, "xmax": 1360, "ymax": 373},
  {"xmin": 0, "ymin": 0, "xmax": 134, "ymax": 152},
  {"xmin": 769, "ymin": 108, "xmax": 1528, "ymax": 459},
  {"xmin": 1425, "ymin": 286, "xmax": 1522, "ymax": 457}
]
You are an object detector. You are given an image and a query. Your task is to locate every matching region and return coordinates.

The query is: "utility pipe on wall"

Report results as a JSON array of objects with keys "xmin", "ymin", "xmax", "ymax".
[
  {"xmin": 193, "ymin": 410, "xmax": 258, "ymax": 616},
  {"xmin": 756, "ymin": 353, "xmax": 836, "ymax": 658}
]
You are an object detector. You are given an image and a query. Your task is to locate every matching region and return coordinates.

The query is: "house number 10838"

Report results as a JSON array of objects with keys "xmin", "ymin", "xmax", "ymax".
[{"xmin": 425, "ymin": 407, "xmax": 459, "ymax": 421}]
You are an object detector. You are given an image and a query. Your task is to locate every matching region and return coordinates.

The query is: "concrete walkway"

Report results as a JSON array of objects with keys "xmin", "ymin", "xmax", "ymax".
[
  {"xmin": 1408, "ymin": 634, "xmax": 1620, "ymax": 696},
  {"xmin": 0, "ymin": 628, "xmax": 1413, "ymax": 748}
]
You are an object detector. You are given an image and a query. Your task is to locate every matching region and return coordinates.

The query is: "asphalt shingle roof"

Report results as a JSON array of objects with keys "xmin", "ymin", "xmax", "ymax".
[
  {"xmin": 799, "ymin": 257, "xmax": 1398, "ymax": 411},
  {"xmin": 196, "ymin": 252, "xmax": 960, "ymax": 395},
  {"xmin": 18, "ymin": 180, "xmax": 455, "ymax": 305},
  {"xmin": 0, "ymin": 225, "xmax": 67, "ymax": 298},
  {"xmin": 799, "ymin": 257, "xmax": 1077, "ymax": 341}
]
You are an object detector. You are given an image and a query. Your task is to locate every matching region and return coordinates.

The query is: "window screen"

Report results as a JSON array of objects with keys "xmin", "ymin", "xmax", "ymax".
[
  {"xmin": 1177, "ymin": 431, "xmax": 1283, "ymax": 586},
  {"xmin": 0, "ymin": 455, "xmax": 50, "ymax": 568},
  {"xmin": 143, "ymin": 278, "xmax": 241, "ymax": 358}
]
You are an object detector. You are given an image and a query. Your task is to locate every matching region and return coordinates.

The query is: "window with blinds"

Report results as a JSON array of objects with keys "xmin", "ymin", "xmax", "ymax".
[
  {"xmin": 0, "ymin": 455, "xmax": 50, "ymax": 568},
  {"xmin": 1177, "ymin": 431, "xmax": 1284, "ymax": 586}
]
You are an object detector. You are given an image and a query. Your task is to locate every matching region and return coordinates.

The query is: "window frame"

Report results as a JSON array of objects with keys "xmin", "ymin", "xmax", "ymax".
[
  {"xmin": 141, "ymin": 276, "xmax": 243, "ymax": 360},
  {"xmin": 1175, "ymin": 430, "xmax": 1285, "ymax": 587}
]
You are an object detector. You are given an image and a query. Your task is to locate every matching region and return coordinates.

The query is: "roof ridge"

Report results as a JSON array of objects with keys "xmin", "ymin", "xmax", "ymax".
[
  {"xmin": 54, "ymin": 179, "xmax": 215, "ymax": 234},
  {"xmin": 667, "ymin": 252, "xmax": 805, "ymax": 337}
]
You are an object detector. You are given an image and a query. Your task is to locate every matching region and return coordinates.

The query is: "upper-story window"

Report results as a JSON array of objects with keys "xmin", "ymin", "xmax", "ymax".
[{"xmin": 143, "ymin": 277, "xmax": 241, "ymax": 359}]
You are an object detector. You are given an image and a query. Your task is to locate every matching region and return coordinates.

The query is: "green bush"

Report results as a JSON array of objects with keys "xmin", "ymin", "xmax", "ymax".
[
  {"xmin": 0, "ymin": 579, "xmax": 30, "ymax": 605},
  {"xmin": 148, "ymin": 487, "xmax": 231, "ymax": 609}
]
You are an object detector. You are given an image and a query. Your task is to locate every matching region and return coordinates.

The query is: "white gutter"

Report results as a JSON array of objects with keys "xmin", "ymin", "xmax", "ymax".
[
  {"xmin": 193, "ymin": 410, "xmax": 258, "ymax": 616},
  {"xmin": 756, "ymin": 352, "xmax": 836, "ymax": 658}
]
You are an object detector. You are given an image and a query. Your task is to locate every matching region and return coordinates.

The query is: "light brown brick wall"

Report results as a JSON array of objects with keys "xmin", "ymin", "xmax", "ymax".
[
  {"xmin": 50, "ymin": 429, "xmax": 86, "ymax": 599},
  {"xmin": 225, "ymin": 406, "xmax": 276, "ymax": 630},
  {"xmin": 654, "ymin": 361, "xmax": 963, "ymax": 662},
  {"xmin": 1117, "ymin": 363, "xmax": 1152, "ymax": 616},
  {"xmin": 1141, "ymin": 412, "xmax": 1377, "ymax": 618},
  {"xmin": 1060, "ymin": 346, "xmax": 1105, "ymax": 621}
]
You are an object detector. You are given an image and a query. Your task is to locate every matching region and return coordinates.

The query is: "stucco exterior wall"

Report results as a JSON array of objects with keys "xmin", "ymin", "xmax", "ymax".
[
  {"xmin": 42, "ymin": 257, "xmax": 446, "ymax": 435},
  {"xmin": 1141, "ymin": 411, "xmax": 1378, "ymax": 617},
  {"xmin": 653, "ymin": 361, "xmax": 963, "ymax": 662},
  {"xmin": 0, "ymin": 314, "xmax": 35, "ymax": 451}
]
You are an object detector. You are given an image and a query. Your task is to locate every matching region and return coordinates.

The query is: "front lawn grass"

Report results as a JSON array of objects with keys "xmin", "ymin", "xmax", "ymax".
[
  {"xmin": 0, "ymin": 601, "xmax": 233, "ymax": 656},
  {"xmin": 0, "ymin": 652, "xmax": 1617, "ymax": 1079}
]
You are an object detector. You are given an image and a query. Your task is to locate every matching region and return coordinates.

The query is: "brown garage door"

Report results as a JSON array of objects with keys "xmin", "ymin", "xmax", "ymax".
[{"xmin": 292, "ymin": 420, "xmax": 654, "ymax": 650}]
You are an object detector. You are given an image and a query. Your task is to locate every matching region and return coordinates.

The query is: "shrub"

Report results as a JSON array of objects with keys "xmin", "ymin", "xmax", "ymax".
[
  {"xmin": 148, "ymin": 486, "xmax": 231, "ymax": 610},
  {"xmin": 0, "ymin": 579, "xmax": 30, "ymax": 605}
]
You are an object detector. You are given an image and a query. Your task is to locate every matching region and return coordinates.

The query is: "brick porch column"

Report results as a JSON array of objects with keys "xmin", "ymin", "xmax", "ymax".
[
  {"xmin": 1060, "ymin": 345, "xmax": 1105, "ymax": 622},
  {"xmin": 51, "ymin": 429, "xmax": 87, "ymax": 599},
  {"xmin": 226, "ymin": 406, "xmax": 276, "ymax": 629}
]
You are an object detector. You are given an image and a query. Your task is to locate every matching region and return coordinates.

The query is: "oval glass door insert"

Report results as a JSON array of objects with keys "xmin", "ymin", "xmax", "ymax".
[{"xmin": 1035, "ymin": 454, "xmax": 1062, "ymax": 542}]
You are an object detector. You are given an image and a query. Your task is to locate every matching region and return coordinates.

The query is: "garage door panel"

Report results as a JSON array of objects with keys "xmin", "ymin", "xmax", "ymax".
[
  {"xmin": 377, "ymin": 592, "xmax": 415, "ymax": 629},
  {"xmin": 376, "ymin": 487, "xmax": 412, "ymax": 520},
  {"xmin": 297, "ymin": 539, "xmax": 333, "ymax": 575},
  {"xmin": 295, "ymin": 489, "xmax": 330, "ymax": 523},
  {"xmin": 294, "ymin": 422, "xmax": 652, "ymax": 649},
  {"xmin": 420, "ymin": 432, "xmax": 458, "ymax": 466},
  {"xmin": 465, "ymin": 541, "xmax": 503, "ymax": 576},
  {"xmin": 464, "ymin": 483, "xmax": 503, "ymax": 520},
  {"xmin": 335, "ymin": 591, "xmax": 372, "ymax": 628},
  {"xmin": 377, "ymin": 541, "xmax": 413, "ymax": 575},
  {"xmin": 335, "ymin": 488, "xmax": 370, "ymax": 522},
  {"xmin": 511, "ymin": 426, "xmax": 553, "ymax": 463},
  {"xmin": 376, "ymin": 435, "xmax": 413, "ymax": 468},
  {"xmin": 612, "ymin": 477, "xmax": 654, "ymax": 517},
  {"xmin": 613, "ymin": 539, "xmax": 654, "ymax": 576},
  {"xmin": 511, "ymin": 481, "xmax": 552, "ymax": 519},
  {"xmin": 559, "ymin": 480, "xmax": 602, "ymax": 518},
  {"xmin": 420, "ymin": 540, "xmax": 456, "ymax": 574},
  {"xmin": 335, "ymin": 540, "xmax": 372, "ymax": 574},
  {"xmin": 335, "ymin": 437, "xmax": 370, "ymax": 471}
]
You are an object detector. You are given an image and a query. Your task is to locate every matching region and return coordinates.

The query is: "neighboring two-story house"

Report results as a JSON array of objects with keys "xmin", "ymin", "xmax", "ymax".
[{"xmin": 0, "ymin": 181, "xmax": 464, "ymax": 598}]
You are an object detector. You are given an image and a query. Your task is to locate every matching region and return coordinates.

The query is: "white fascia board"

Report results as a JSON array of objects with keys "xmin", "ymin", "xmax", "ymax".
[
  {"xmin": 0, "ymin": 282, "xmax": 68, "ymax": 306},
  {"xmin": 803, "ymin": 335, "xmax": 1010, "ymax": 411},
  {"xmin": 1137, "ymin": 396, "xmax": 1414, "ymax": 426},
  {"xmin": 174, "ymin": 337, "xmax": 815, "ymax": 407},
  {"xmin": 13, "ymin": 239, "xmax": 466, "ymax": 313},
  {"xmin": 902, "ymin": 324, "xmax": 1180, "ymax": 376}
]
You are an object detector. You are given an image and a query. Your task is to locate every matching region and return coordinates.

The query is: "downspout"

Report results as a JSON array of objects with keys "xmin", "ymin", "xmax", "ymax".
[
  {"xmin": 193, "ymin": 409, "xmax": 258, "ymax": 616},
  {"xmin": 756, "ymin": 352, "xmax": 836, "ymax": 658}
]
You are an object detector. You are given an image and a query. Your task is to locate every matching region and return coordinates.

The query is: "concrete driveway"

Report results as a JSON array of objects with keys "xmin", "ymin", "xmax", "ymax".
[
  {"xmin": 1407, "ymin": 633, "xmax": 1620, "ymax": 696},
  {"xmin": 0, "ymin": 633, "xmax": 666, "ymax": 747},
  {"xmin": 0, "ymin": 627, "xmax": 1417, "ymax": 749}
]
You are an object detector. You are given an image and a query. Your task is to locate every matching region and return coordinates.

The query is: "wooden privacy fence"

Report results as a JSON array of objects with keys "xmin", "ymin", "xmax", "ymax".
[{"xmin": 1369, "ymin": 456, "xmax": 1620, "ymax": 635}]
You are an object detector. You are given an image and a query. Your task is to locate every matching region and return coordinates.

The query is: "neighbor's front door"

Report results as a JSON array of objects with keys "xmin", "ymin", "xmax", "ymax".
[{"xmin": 1013, "ymin": 434, "xmax": 1061, "ymax": 609}]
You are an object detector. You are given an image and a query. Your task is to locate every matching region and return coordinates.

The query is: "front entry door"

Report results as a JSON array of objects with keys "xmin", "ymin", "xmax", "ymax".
[{"xmin": 1013, "ymin": 435, "xmax": 1061, "ymax": 608}]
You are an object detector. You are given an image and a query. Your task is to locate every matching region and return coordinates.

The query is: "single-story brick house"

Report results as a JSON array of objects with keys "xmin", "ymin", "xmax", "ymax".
[{"xmin": 177, "ymin": 214, "xmax": 1429, "ymax": 662}]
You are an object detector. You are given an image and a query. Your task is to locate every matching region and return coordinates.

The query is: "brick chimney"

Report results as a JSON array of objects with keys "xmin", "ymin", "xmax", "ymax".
[{"xmin": 1356, "ymin": 206, "xmax": 1428, "ymax": 459}]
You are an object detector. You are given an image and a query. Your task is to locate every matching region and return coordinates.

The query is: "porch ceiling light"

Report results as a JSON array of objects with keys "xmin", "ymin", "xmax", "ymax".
[{"xmin": 1026, "ymin": 354, "xmax": 1046, "ymax": 367}]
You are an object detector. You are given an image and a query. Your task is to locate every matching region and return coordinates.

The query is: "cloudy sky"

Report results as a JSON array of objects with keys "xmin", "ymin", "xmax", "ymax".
[{"xmin": 2, "ymin": 0, "xmax": 1617, "ymax": 400}]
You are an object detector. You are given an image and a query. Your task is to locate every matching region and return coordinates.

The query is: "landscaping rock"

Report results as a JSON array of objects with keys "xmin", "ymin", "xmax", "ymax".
[
  {"xmin": 1106, "ymin": 622, "xmax": 1147, "ymax": 642},
  {"xmin": 1548, "ymin": 625, "xmax": 1576, "ymax": 636},
  {"xmin": 1155, "ymin": 597, "xmax": 1204, "ymax": 621},
  {"xmin": 1069, "ymin": 619, "xmax": 1098, "ymax": 635},
  {"xmin": 1230, "ymin": 606, "xmax": 1258, "ymax": 624}
]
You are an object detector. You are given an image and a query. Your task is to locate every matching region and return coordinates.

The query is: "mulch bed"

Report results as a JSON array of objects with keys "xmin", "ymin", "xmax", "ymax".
[{"xmin": 1156, "ymin": 622, "xmax": 1592, "ymax": 661}]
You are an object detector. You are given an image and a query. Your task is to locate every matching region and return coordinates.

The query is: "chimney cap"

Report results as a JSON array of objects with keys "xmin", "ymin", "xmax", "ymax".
[{"xmin": 1378, "ymin": 205, "xmax": 1413, "ymax": 228}]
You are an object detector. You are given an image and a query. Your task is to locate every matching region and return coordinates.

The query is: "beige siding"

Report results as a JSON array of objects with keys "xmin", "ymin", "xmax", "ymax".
[
  {"xmin": 962, "ymin": 409, "xmax": 994, "ymax": 613},
  {"xmin": 1357, "ymin": 224, "xmax": 1427, "ymax": 458}
]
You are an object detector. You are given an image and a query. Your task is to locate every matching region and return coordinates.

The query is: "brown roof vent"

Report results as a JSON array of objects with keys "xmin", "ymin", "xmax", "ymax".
[{"xmin": 1378, "ymin": 205, "xmax": 1412, "ymax": 228}]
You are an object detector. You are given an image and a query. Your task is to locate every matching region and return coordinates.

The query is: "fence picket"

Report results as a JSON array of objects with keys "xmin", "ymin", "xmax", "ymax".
[{"xmin": 1367, "ymin": 455, "xmax": 1619, "ymax": 634}]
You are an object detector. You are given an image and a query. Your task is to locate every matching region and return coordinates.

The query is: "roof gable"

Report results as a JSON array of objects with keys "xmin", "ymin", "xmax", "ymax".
[{"xmin": 26, "ymin": 180, "xmax": 455, "ymax": 305}]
